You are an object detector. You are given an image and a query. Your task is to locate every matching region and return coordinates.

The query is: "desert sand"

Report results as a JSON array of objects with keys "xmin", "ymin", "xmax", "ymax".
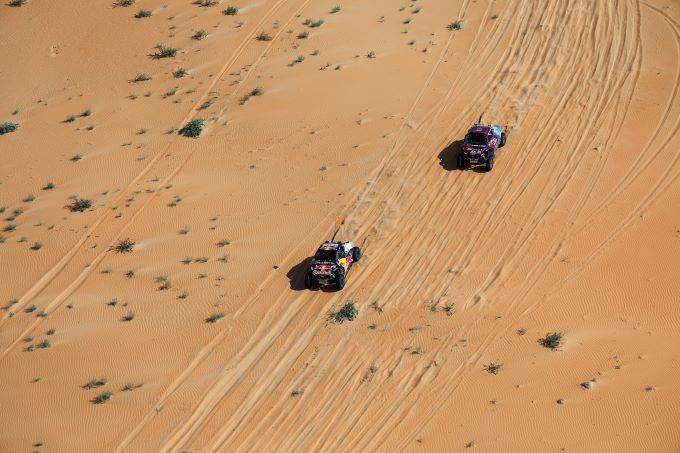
[{"xmin": 1, "ymin": 0, "xmax": 679, "ymax": 451}]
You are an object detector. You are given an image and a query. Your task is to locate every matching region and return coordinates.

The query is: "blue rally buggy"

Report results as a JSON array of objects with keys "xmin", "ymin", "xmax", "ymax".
[{"xmin": 457, "ymin": 124, "xmax": 507, "ymax": 171}]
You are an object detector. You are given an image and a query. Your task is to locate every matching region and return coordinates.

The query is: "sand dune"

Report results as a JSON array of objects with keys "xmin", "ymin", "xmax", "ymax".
[{"xmin": 1, "ymin": 0, "xmax": 679, "ymax": 451}]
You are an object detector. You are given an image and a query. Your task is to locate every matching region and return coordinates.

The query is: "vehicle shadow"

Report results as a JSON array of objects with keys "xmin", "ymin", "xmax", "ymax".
[
  {"xmin": 438, "ymin": 140, "xmax": 463, "ymax": 171},
  {"xmin": 287, "ymin": 257, "xmax": 313, "ymax": 291}
]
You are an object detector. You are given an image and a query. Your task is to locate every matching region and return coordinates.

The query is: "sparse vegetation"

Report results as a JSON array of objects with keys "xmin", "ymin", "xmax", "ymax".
[
  {"xmin": 122, "ymin": 382, "xmax": 143, "ymax": 391},
  {"xmin": 4, "ymin": 223, "xmax": 16, "ymax": 232},
  {"xmin": 256, "ymin": 32, "xmax": 272, "ymax": 41},
  {"xmin": 65, "ymin": 115, "xmax": 76, "ymax": 123},
  {"xmin": 122, "ymin": 311, "xmax": 135, "ymax": 322},
  {"xmin": 31, "ymin": 241, "xmax": 43, "ymax": 250},
  {"xmin": 43, "ymin": 182, "xmax": 55, "ymax": 190},
  {"xmin": 179, "ymin": 118, "xmax": 205, "ymax": 137},
  {"xmin": 153, "ymin": 44, "xmax": 179, "ymax": 58},
  {"xmin": 70, "ymin": 198, "xmax": 92, "ymax": 212},
  {"xmin": 81, "ymin": 108, "xmax": 92, "ymax": 117},
  {"xmin": 23, "ymin": 194, "xmax": 35, "ymax": 202},
  {"xmin": 195, "ymin": 0, "xmax": 218, "ymax": 6},
  {"xmin": 133, "ymin": 73, "xmax": 152, "ymax": 82},
  {"xmin": 0, "ymin": 122, "xmax": 19, "ymax": 135},
  {"xmin": 9, "ymin": 0, "xmax": 27, "ymax": 6},
  {"xmin": 217, "ymin": 239, "xmax": 230, "ymax": 247},
  {"xmin": 114, "ymin": 238, "xmax": 135, "ymax": 253},
  {"xmin": 539, "ymin": 332, "xmax": 564, "ymax": 350},
  {"xmin": 329, "ymin": 302, "xmax": 358, "ymax": 323},
  {"xmin": 367, "ymin": 51, "xmax": 376, "ymax": 59},
  {"xmin": 125, "ymin": 269, "xmax": 135, "ymax": 278},
  {"xmin": 173, "ymin": 67, "xmax": 188, "ymax": 78},
  {"xmin": 303, "ymin": 18, "xmax": 324, "ymax": 28},
  {"xmin": 92, "ymin": 391, "xmax": 113, "ymax": 404},
  {"xmin": 517, "ymin": 328, "xmax": 527, "ymax": 336},
  {"xmin": 483, "ymin": 362, "xmax": 502, "ymax": 374},
  {"xmin": 84, "ymin": 377, "xmax": 108, "ymax": 389},
  {"xmin": 223, "ymin": 6, "xmax": 238, "ymax": 15},
  {"xmin": 447, "ymin": 20, "xmax": 463, "ymax": 30},
  {"xmin": 135, "ymin": 9, "xmax": 152, "ymax": 18},
  {"xmin": 297, "ymin": 31, "xmax": 309, "ymax": 39},
  {"xmin": 330, "ymin": 5, "xmax": 341, "ymax": 13},
  {"xmin": 36, "ymin": 339, "xmax": 50, "ymax": 349},
  {"xmin": 193, "ymin": 29, "xmax": 207, "ymax": 40},
  {"xmin": 206, "ymin": 312, "xmax": 225, "ymax": 323},
  {"xmin": 71, "ymin": 153, "xmax": 82, "ymax": 161}
]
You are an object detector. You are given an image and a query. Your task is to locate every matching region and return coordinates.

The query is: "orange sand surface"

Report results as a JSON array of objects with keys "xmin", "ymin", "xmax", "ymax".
[{"xmin": 1, "ymin": 0, "xmax": 679, "ymax": 451}]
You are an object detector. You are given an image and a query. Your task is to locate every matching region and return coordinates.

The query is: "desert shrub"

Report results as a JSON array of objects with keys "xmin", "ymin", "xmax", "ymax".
[
  {"xmin": 114, "ymin": 238, "xmax": 135, "ymax": 253},
  {"xmin": 193, "ymin": 29, "xmax": 207, "ymax": 40},
  {"xmin": 36, "ymin": 339, "xmax": 50, "ymax": 349},
  {"xmin": 135, "ymin": 9, "xmax": 151, "ymax": 18},
  {"xmin": 483, "ymin": 362, "xmax": 502, "ymax": 374},
  {"xmin": 133, "ymin": 73, "xmax": 152, "ymax": 82},
  {"xmin": 173, "ymin": 67, "xmax": 188, "ymax": 78},
  {"xmin": 367, "ymin": 51, "xmax": 376, "ymax": 59},
  {"xmin": 71, "ymin": 154, "xmax": 82, "ymax": 161},
  {"xmin": 70, "ymin": 198, "xmax": 92, "ymax": 212},
  {"xmin": 65, "ymin": 115, "xmax": 76, "ymax": 123},
  {"xmin": 330, "ymin": 5, "xmax": 341, "ymax": 13},
  {"xmin": 92, "ymin": 391, "xmax": 112, "ymax": 404},
  {"xmin": 23, "ymin": 194, "xmax": 35, "ymax": 202},
  {"xmin": 297, "ymin": 31, "xmax": 309, "ymax": 39},
  {"xmin": 217, "ymin": 239, "xmax": 230, "ymax": 247},
  {"xmin": 179, "ymin": 118, "xmax": 205, "ymax": 137},
  {"xmin": 447, "ymin": 20, "xmax": 462, "ymax": 30},
  {"xmin": 303, "ymin": 18, "xmax": 324, "ymax": 28},
  {"xmin": 0, "ymin": 122, "xmax": 19, "ymax": 135},
  {"xmin": 81, "ymin": 108, "xmax": 92, "ymax": 117},
  {"xmin": 539, "ymin": 332, "xmax": 563, "ymax": 350},
  {"xmin": 195, "ymin": 0, "xmax": 218, "ymax": 5},
  {"xmin": 329, "ymin": 302, "xmax": 357, "ymax": 323},
  {"xmin": 223, "ymin": 6, "xmax": 238, "ymax": 15},
  {"xmin": 31, "ymin": 241, "xmax": 43, "ymax": 250},
  {"xmin": 153, "ymin": 44, "xmax": 179, "ymax": 58},
  {"xmin": 256, "ymin": 32, "xmax": 272, "ymax": 41},
  {"xmin": 43, "ymin": 182, "xmax": 55, "ymax": 190},
  {"xmin": 4, "ymin": 223, "xmax": 16, "ymax": 232},
  {"xmin": 122, "ymin": 311, "xmax": 135, "ymax": 321},
  {"xmin": 9, "ymin": 0, "xmax": 26, "ymax": 6},
  {"xmin": 116, "ymin": 0, "xmax": 134, "ymax": 6},
  {"xmin": 84, "ymin": 377, "xmax": 107, "ymax": 389},
  {"xmin": 206, "ymin": 312, "xmax": 225, "ymax": 323}
]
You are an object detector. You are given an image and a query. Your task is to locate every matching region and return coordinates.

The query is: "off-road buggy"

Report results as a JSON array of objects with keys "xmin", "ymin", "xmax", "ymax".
[
  {"xmin": 457, "ymin": 123, "xmax": 506, "ymax": 171},
  {"xmin": 305, "ymin": 241, "xmax": 361, "ymax": 290}
]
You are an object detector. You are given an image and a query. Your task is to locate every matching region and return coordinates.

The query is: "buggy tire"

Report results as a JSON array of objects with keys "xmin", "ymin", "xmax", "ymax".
[
  {"xmin": 304, "ymin": 272, "xmax": 314, "ymax": 289},
  {"xmin": 458, "ymin": 154, "xmax": 468, "ymax": 169},
  {"xmin": 352, "ymin": 247, "xmax": 361, "ymax": 262},
  {"xmin": 500, "ymin": 132, "xmax": 506, "ymax": 147},
  {"xmin": 485, "ymin": 155, "xmax": 494, "ymax": 172},
  {"xmin": 336, "ymin": 271, "xmax": 345, "ymax": 290}
]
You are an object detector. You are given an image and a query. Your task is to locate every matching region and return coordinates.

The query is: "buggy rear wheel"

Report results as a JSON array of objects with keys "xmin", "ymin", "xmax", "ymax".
[
  {"xmin": 500, "ymin": 132, "xmax": 506, "ymax": 147},
  {"xmin": 336, "ymin": 271, "xmax": 345, "ymax": 290},
  {"xmin": 485, "ymin": 155, "xmax": 494, "ymax": 172},
  {"xmin": 304, "ymin": 272, "xmax": 314, "ymax": 289},
  {"xmin": 351, "ymin": 247, "xmax": 361, "ymax": 262}
]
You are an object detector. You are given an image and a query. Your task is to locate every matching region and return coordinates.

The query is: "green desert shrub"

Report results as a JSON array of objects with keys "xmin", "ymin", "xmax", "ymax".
[
  {"xmin": 329, "ymin": 302, "xmax": 357, "ymax": 323},
  {"xmin": 447, "ymin": 20, "xmax": 462, "ymax": 30},
  {"xmin": 205, "ymin": 312, "xmax": 225, "ymax": 323},
  {"xmin": 256, "ymin": 32, "xmax": 272, "ymax": 41},
  {"xmin": 0, "ymin": 122, "xmax": 19, "ymax": 135},
  {"xmin": 135, "ymin": 9, "xmax": 152, "ymax": 18},
  {"xmin": 114, "ymin": 238, "xmax": 135, "ymax": 253},
  {"xmin": 179, "ymin": 118, "xmax": 205, "ymax": 137},
  {"xmin": 173, "ymin": 67, "xmax": 188, "ymax": 78},
  {"xmin": 223, "ymin": 6, "xmax": 238, "ymax": 15},
  {"xmin": 92, "ymin": 391, "xmax": 112, "ymax": 404},
  {"xmin": 70, "ymin": 198, "xmax": 92, "ymax": 212},
  {"xmin": 116, "ymin": 0, "xmax": 135, "ymax": 6},
  {"xmin": 133, "ymin": 73, "xmax": 152, "ymax": 82},
  {"xmin": 153, "ymin": 44, "xmax": 179, "ymax": 58},
  {"xmin": 539, "ymin": 332, "xmax": 564, "ymax": 350}
]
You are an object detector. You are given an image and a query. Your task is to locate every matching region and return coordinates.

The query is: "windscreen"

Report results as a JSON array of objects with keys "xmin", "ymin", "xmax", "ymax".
[
  {"xmin": 467, "ymin": 132, "xmax": 489, "ymax": 145},
  {"xmin": 315, "ymin": 249, "xmax": 336, "ymax": 262}
]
